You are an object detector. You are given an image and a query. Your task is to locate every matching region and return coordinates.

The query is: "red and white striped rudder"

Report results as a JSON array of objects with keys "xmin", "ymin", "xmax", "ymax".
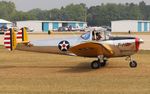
[
  {"xmin": 4, "ymin": 30, "xmax": 11, "ymax": 50},
  {"xmin": 4, "ymin": 28, "xmax": 17, "ymax": 51}
]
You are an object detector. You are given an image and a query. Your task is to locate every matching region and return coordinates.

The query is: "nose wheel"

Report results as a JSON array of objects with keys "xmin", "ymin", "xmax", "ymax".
[
  {"xmin": 126, "ymin": 56, "xmax": 137, "ymax": 68},
  {"xmin": 129, "ymin": 60, "xmax": 137, "ymax": 68}
]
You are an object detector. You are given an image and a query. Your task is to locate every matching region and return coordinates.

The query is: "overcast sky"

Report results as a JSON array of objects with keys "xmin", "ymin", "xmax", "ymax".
[{"xmin": 1, "ymin": 0, "xmax": 150, "ymax": 11}]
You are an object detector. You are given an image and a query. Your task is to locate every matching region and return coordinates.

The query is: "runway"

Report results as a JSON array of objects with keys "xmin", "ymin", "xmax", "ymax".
[{"xmin": 0, "ymin": 48, "xmax": 149, "ymax": 94}]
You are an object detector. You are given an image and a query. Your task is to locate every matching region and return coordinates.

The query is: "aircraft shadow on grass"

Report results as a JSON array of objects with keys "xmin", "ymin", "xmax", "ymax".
[
  {"xmin": 59, "ymin": 62, "xmax": 128, "ymax": 73},
  {"xmin": 0, "ymin": 62, "xmax": 128, "ymax": 73}
]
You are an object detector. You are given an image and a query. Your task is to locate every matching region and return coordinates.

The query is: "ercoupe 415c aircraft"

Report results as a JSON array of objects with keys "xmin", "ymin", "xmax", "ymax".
[{"xmin": 4, "ymin": 27, "xmax": 143, "ymax": 69}]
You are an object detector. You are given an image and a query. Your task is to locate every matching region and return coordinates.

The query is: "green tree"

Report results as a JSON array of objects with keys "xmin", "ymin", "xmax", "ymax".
[
  {"xmin": 1, "ymin": 1, "xmax": 150, "ymax": 26},
  {"xmin": 0, "ymin": 1, "xmax": 16, "ymax": 20},
  {"xmin": 61, "ymin": 3, "xmax": 87, "ymax": 21},
  {"xmin": 87, "ymin": 3, "xmax": 142, "ymax": 26},
  {"xmin": 28, "ymin": 8, "xmax": 50, "ymax": 20}
]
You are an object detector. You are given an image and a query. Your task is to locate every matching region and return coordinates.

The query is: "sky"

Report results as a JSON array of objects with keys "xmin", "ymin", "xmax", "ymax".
[{"xmin": 1, "ymin": 0, "xmax": 150, "ymax": 11}]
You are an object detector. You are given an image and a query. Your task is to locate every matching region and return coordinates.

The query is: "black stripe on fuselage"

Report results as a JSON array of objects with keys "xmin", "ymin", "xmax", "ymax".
[{"xmin": 109, "ymin": 36, "xmax": 135, "ymax": 40}]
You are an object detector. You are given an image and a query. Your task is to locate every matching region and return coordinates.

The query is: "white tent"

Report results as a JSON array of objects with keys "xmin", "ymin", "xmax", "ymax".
[
  {"xmin": 0, "ymin": 19, "xmax": 11, "ymax": 24},
  {"xmin": 0, "ymin": 19, "xmax": 12, "ymax": 29}
]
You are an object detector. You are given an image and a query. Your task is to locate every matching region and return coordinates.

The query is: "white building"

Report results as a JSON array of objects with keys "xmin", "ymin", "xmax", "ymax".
[
  {"xmin": 111, "ymin": 20, "xmax": 150, "ymax": 32},
  {"xmin": 17, "ymin": 20, "xmax": 87, "ymax": 32}
]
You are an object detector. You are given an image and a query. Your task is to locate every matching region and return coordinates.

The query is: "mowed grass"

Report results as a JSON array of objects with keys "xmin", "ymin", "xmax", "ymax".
[{"xmin": 0, "ymin": 47, "xmax": 149, "ymax": 94}]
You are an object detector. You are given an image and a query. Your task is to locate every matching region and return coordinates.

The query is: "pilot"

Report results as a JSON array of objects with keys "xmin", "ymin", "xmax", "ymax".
[{"xmin": 96, "ymin": 32, "xmax": 102, "ymax": 41}]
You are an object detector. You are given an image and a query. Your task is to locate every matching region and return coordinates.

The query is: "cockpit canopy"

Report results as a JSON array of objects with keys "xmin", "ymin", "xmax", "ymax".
[
  {"xmin": 81, "ymin": 31, "xmax": 90, "ymax": 40},
  {"xmin": 81, "ymin": 27, "xmax": 111, "ymax": 41}
]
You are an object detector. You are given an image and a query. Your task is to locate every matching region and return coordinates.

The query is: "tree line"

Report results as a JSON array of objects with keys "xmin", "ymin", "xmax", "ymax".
[{"xmin": 0, "ymin": 1, "xmax": 149, "ymax": 26}]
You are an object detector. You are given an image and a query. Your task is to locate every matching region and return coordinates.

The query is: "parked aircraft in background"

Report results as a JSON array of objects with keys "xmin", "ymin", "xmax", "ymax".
[{"xmin": 4, "ymin": 27, "xmax": 143, "ymax": 69}]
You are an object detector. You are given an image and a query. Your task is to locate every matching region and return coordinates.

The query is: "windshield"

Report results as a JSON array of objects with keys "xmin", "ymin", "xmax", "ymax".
[{"xmin": 81, "ymin": 31, "xmax": 90, "ymax": 40}]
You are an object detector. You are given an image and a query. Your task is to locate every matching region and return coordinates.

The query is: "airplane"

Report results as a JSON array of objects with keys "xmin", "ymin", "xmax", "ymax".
[{"xmin": 4, "ymin": 27, "xmax": 144, "ymax": 69}]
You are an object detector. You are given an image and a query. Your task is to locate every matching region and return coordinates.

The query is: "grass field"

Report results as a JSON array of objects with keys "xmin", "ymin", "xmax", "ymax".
[{"xmin": 0, "ymin": 47, "xmax": 150, "ymax": 94}]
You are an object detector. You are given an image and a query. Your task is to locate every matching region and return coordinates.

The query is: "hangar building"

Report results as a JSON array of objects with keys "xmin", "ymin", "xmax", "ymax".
[
  {"xmin": 111, "ymin": 20, "xmax": 150, "ymax": 32},
  {"xmin": 17, "ymin": 20, "xmax": 87, "ymax": 32}
]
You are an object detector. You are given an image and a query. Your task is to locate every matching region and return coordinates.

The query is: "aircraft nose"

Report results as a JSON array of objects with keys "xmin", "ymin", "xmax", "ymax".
[{"xmin": 139, "ymin": 38, "xmax": 144, "ymax": 44}]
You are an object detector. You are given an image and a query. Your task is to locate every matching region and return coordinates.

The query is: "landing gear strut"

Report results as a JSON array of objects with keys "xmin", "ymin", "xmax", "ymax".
[
  {"xmin": 126, "ymin": 56, "xmax": 137, "ymax": 68},
  {"xmin": 91, "ymin": 55, "xmax": 107, "ymax": 69}
]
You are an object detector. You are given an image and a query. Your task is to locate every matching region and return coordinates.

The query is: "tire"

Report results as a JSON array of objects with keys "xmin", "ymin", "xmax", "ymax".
[
  {"xmin": 91, "ymin": 60, "xmax": 100, "ymax": 69},
  {"xmin": 129, "ymin": 60, "xmax": 137, "ymax": 68}
]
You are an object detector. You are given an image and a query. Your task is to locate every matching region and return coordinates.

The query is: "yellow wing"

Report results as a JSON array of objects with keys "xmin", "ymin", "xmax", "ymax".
[{"xmin": 69, "ymin": 42, "xmax": 114, "ymax": 57}]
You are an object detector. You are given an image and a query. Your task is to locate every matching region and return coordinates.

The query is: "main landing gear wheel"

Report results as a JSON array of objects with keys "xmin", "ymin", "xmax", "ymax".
[
  {"xmin": 91, "ymin": 55, "xmax": 108, "ymax": 69},
  {"xmin": 129, "ymin": 60, "xmax": 137, "ymax": 68},
  {"xmin": 91, "ymin": 60, "xmax": 101, "ymax": 69},
  {"xmin": 91, "ymin": 60, "xmax": 107, "ymax": 69}
]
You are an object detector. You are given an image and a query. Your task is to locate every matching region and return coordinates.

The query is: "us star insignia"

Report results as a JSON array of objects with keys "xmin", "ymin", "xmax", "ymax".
[{"xmin": 58, "ymin": 40, "xmax": 70, "ymax": 51}]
